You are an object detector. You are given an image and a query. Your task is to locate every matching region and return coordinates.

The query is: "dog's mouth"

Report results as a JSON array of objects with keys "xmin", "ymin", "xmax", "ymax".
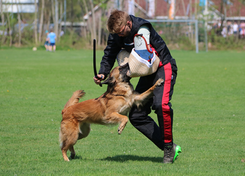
[
  {"xmin": 123, "ymin": 74, "xmax": 131, "ymax": 82},
  {"xmin": 120, "ymin": 69, "xmax": 131, "ymax": 82},
  {"xmin": 119, "ymin": 63, "xmax": 131, "ymax": 82}
]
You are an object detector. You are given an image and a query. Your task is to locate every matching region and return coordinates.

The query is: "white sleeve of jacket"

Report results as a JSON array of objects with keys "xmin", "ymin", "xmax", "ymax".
[{"xmin": 134, "ymin": 25, "xmax": 150, "ymax": 50}]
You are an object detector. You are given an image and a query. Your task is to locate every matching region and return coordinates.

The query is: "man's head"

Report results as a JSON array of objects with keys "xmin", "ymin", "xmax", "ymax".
[{"xmin": 107, "ymin": 10, "xmax": 132, "ymax": 37}]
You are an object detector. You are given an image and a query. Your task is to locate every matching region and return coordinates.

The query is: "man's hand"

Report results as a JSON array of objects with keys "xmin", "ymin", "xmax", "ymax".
[{"xmin": 93, "ymin": 74, "xmax": 105, "ymax": 85}]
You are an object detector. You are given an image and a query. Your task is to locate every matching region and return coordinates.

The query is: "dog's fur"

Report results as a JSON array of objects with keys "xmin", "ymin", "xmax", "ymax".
[{"xmin": 59, "ymin": 63, "xmax": 164, "ymax": 161}]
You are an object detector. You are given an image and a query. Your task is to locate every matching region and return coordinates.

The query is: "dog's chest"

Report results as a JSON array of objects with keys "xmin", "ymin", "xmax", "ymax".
[
  {"xmin": 119, "ymin": 104, "xmax": 132, "ymax": 115},
  {"xmin": 114, "ymin": 83, "xmax": 135, "ymax": 115},
  {"xmin": 118, "ymin": 95, "xmax": 134, "ymax": 115}
]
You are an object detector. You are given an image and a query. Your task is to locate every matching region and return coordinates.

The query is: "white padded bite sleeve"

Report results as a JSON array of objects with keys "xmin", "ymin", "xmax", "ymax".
[{"xmin": 134, "ymin": 25, "xmax": 150, "ymax": 50}]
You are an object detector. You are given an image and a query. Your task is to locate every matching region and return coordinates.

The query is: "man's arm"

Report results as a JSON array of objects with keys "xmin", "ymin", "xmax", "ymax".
[{"xmin": 98, "ymin": 34, "xmax": 122, "ymax": 78}]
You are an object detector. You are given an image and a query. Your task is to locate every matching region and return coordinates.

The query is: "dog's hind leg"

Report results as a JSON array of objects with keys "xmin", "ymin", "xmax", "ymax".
[
  {"xmin": 61, "ymin": 132, "xmax": 79, "ymax": 161},
  {"xmin": 61, "ymin": 144, "xmax": 77, "ymax": 161},
  {"xmin": 64, "ymin": 123, "xmax": 90, "ymax": 160},
  {"xmin": 61, "ymin": 141, "xmax": 70, "ymax": 161},
  {"xmin": 69, "ymin": 145, "xmax": 76, "ymax": 159},
  {"xmin": 60, "ymin": 120, "xmax": 79, "ymax": 161}
]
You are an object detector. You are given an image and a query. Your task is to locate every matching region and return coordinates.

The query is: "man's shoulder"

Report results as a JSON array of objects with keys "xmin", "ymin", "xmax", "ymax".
[{"xmin": 130, "ymin": 15, "xmax": 150, "ymax": 27}]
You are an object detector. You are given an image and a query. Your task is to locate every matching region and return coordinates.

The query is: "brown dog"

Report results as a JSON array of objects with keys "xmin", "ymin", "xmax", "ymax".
[{"xmin": 59, "ymin": 63, "xmax": 164, "ymax": 161}]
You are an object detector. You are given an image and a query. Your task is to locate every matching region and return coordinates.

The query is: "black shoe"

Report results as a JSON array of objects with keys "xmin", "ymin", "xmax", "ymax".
[{"xmin": 163, "ymin": 143, "xmax": 182, "ymax": 163}]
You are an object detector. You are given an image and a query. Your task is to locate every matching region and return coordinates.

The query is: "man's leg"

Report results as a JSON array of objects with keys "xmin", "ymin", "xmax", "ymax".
[
  {"xmin": 129, "ymin": 74, "xmax": 165, "ymax": 151},
  {"xmin": 129, "ymin": 59, "xmax": 181, "ymax": 163},
  {"xmin": 152, "ymin": 60, "xmax": 181, "ymax": 163},
  {"xmin": 53, "ymin": 44, "xmax": 56, "ymax": 51},
  {"xmin": 49, "ymin": 44, "xmax": 52, "ymax": 51},
  {"xmin": 153, "ymin": 63, "xmax": 173, "ymax": 147}
]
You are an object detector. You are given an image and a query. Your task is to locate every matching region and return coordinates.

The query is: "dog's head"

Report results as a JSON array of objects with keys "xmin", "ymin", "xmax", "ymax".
[{"xmin": 102, "ymin": 63, "xmax": 131, "ymax": 86}]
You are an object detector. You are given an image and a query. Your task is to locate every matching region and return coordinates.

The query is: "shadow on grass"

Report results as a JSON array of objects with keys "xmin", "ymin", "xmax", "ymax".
[
  {"xmin": 70, "ymin": 155, "xmax": 162, "ymax": 163},
  {"xmin": 101, "ymin": 155, "xmax": 162, "ymax": 163}
]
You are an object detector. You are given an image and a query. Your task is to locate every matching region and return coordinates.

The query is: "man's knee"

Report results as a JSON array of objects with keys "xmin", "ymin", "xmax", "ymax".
[
  {"xmin": 153, "ymin": 102, "xmax": 171, "ymax": 115},
  {"xmin": 128, "ymin": 105, "xmax": 150, "ymax": 124}
]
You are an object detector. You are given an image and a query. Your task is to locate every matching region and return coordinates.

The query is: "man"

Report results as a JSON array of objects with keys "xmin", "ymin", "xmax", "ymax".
[
  {"xmin": 233, "ymin": 22, "xmax": 238, "ymax": 35},
  {"xmin": 48, "ymin": 29, "xmax": 56, "ymax": 51},
  {"xmin": 93, "ymin": 10, "xmax": 181, "ymax": 163}
]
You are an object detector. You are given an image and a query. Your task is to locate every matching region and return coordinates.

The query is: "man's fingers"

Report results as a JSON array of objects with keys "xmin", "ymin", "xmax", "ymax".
[
  {"xmin": 93, "ymin": 74, "xmax": 104, "ymax": 85},
  {"xmin": 96, "ymin": 74, "xmax": 104, "ymax": 80}
]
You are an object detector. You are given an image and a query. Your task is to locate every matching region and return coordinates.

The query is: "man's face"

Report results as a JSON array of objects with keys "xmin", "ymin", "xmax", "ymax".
[{"xmin": 116, "ymin": 21, "xmax": 131, "ymax": 37}]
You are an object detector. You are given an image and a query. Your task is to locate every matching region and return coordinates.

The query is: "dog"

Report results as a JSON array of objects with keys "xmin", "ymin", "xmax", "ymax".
[{"xmin": 59, "ymin": 63, "xmax": 164, "ymax": 161}]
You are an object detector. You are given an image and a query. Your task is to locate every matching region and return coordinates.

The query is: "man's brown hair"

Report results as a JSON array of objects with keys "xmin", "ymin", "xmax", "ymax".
[{"xmin": 107, "ymin": 10, "xmax": 130, "ymax": 34}]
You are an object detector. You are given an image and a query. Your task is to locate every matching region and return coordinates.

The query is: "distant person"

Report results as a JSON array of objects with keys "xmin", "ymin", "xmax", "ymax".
[
  {"xmin": 240, "ymin": 25, "xmax": 245, "ymax": 39},
  {"xmin": 227, "ymin": 21, "xmax": 233, "ymax": 36},
  {"xmin": 44, "ymin": 30, "xmax": 49, "ymax": 51},
  {"xmin": 233, "ymin": 22, "xmax": 238, "ymax": 35},
  {"xmin": 60, "ymin": 30, "xmax": 64, "ymax": 37},
  {"xmin": 221, "ymin": 26, "xmax": 227, "ymax": 38},
  {"xmin": 212, "ymin": 22, "xmax": 218, "ymax": 29},
  {"xmin": 48, "ymin": 29, "xmax": 56, "ymax": 51}
]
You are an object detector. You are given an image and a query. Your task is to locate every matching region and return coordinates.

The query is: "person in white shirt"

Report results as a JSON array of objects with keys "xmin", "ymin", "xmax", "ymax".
[
  {"xmin": 233, "ymin": 22, "xmax": 238, "ymax": 35},
  {"xmin": 221, "ymin": 26, "xmax": 227, "ymax": 38}
]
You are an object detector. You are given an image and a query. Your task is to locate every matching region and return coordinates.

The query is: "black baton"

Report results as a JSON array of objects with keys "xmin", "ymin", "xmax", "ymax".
[{"xmin": 93, "ymin": 39, "xmax": 102, "ymax": 87}]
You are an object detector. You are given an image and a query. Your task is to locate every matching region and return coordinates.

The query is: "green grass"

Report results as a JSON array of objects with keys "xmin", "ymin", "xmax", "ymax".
[{"xmin": 0, "ymin": 48, "xmax": 245, "ymax": 175}]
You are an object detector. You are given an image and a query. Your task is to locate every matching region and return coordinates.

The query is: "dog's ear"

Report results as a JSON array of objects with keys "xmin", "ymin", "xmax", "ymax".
[
  {"xmin": 119, "ymin": 62, "xmax": 129, "ymax": 70},
  {"xmin": 101, "ymin": 76, "xmax": 113, "ymax": 85}
]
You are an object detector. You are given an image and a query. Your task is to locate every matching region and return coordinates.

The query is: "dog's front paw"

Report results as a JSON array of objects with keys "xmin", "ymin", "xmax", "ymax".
[
  {"xmin": 118, "ymin": 124, "xmax": 126, "ymax": 135},
  {"xmin": 156, "ymin": 78, "xmax": 164, "ymax": 86},
  {"xmin": 118, "ymin": 128, "xmax": 122, "ymax": 135}
]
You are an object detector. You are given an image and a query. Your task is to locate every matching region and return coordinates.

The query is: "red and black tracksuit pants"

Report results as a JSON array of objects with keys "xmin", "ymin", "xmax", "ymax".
[{"xmin": 129, "ymin": 58, "xmax": 177, "ymax": 150}]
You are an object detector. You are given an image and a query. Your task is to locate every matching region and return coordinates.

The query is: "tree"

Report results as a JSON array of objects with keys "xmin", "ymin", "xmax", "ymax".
[
  {"xmin": 39, "ymin": 0, "xmax": 45, "ymax": 43},
  {"xmin": 17, "ymin": 1, "xmax": 21, "ymax": 46},
  {"xmin": 0, "ymin": 0, "xmax": 6, "ymax": 44},
  {"xmin": 34, "ymin": 0, "xmax": 38, "ymax": 44}
]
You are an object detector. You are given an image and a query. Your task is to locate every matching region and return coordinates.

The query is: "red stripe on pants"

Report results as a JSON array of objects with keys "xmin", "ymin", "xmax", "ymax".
[{"xmin": 162, "ymin": 62, "xmax": 172, "ymax": 144}]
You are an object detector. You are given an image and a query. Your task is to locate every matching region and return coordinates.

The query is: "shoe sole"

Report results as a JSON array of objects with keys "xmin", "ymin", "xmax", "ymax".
[{"xmin": 173, "ymin": 145, "xmax": 182, "ymax": 162}]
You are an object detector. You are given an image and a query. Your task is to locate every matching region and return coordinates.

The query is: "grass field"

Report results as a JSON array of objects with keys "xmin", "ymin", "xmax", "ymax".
[{"xmin": 0, "ymin": 48, "xmax": 244, "ymax": 176}]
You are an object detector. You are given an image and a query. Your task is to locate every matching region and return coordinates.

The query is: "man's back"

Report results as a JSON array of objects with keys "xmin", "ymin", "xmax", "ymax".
[{"xmin": 48, "ymin": 32, "xmax": 56, "ymax": 43}]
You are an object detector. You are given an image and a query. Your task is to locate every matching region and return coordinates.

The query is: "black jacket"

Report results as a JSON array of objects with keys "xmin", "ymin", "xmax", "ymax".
[{"xmin": 99, "ymin": 15, "xmax": 172, "ymax": 78}]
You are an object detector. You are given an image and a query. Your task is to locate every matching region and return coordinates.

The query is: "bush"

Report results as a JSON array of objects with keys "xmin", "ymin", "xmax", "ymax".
[{"xmin": 209, "ymin": 31, "xmax": 245, "ymax": 50}]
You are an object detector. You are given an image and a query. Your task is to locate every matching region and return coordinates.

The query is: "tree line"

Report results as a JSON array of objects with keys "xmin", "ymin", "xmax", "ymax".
[
  {"xmin": 0, "ymin": 0, "xmax": 108, "ymax": 48},
  {"xmin": 1, "ymin": 0, "xmax": 245, "ymax": 49}
]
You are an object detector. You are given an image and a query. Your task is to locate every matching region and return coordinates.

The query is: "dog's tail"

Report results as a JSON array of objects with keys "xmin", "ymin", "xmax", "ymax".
[{"xmin": 62, "ymin": 90, "xmax": 85, "ymax": 114}]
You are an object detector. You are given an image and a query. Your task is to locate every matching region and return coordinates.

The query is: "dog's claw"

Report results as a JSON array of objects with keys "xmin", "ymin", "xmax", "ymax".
[{"xmin": 156, "ymin": 78, "xmax": 164, "ymax": 86}]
